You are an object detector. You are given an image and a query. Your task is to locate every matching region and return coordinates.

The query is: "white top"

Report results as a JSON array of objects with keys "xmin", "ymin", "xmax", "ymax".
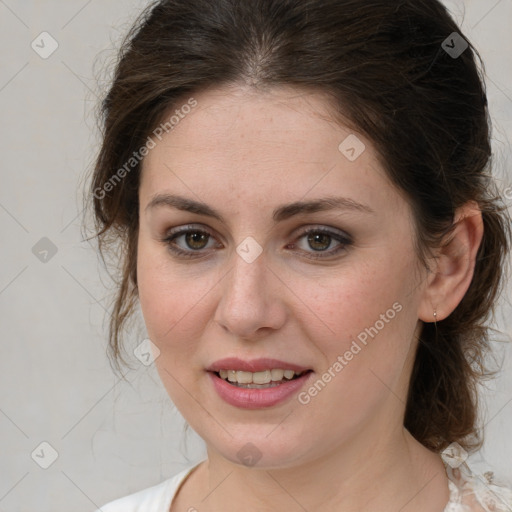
[{"xmin": 97, "ymin": 451, "xmax": 512, "ymax": 512}]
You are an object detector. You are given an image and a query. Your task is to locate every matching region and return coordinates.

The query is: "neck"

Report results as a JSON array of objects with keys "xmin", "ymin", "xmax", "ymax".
[{"xmin": 196, "ymin": 427, "xmax": 450, "ymax": 512}]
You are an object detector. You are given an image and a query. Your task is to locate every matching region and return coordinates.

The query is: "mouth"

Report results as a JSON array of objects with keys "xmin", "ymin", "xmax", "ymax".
[
  {"xmin": 206, "ymin": 359, "xmax": 315, "ymax": 408},
  {"xmin": 210, "ymin": 368, "xmax": 313, "ymax": 389}
]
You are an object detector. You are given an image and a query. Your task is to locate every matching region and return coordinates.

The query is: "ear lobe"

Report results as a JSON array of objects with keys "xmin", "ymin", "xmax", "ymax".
[{"xmin": 418, "ymin": 201, "xmax": 484, "ymax": 323}]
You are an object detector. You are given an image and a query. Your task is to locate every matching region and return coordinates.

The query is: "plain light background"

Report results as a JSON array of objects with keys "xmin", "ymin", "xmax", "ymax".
[{"xmin": 0, "ymin": 1, "xmax": 511, "ymax": 511}]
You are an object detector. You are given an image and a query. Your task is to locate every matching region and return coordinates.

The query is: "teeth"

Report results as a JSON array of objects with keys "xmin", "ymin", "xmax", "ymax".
[
  {"xmin": 283, "ymin": 369, "xmax": 295, "ymax": 380},
  {"xmin": 218, "ymin": 368, "xmax": 304, "ymax": 384},
  {"xmin": 271, "ymin": 369, "xmax": 285, "ymax": 381}
]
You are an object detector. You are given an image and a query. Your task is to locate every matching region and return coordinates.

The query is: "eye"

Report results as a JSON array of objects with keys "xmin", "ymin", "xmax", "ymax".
[
  {"xmin": 161, "ymin": 225, "xmax": 221, "ymax": 258},
  {"xmin": 289, "ymin": 227, "xmax": 352, "ymax": 259},
  {"xmin": 161, "ymin": 225, "xmax": 352, "ymax": 260}
]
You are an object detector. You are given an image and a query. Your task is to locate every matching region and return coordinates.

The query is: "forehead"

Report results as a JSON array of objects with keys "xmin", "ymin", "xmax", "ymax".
[
  {"xmin": 139, "ymin": 84, "xmax": 405, "ymax": 220},
  {"xmin": 148, "ymin": 85, "xmax": 348, "ymax": 157}
]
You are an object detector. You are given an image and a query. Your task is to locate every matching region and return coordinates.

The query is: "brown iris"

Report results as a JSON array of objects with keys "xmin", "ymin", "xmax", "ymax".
[
  {"xmin": 307, "ymin": 232, "xmax": 331, "ymax": 251},
  {"xmin": 186, "ymin": 232, "xmax": 209, "ymax": 250}
]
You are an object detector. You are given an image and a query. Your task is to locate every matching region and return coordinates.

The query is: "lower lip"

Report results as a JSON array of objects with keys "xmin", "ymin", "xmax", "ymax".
[{"xmin": 207, "ymin": 371, "xmax": 313, "ymax": 409}]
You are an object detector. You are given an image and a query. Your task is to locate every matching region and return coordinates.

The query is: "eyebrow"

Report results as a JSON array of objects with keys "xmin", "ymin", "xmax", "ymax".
[{"xmin": 145, "ymin": 193, "xmax": 375, "ymax": 223}]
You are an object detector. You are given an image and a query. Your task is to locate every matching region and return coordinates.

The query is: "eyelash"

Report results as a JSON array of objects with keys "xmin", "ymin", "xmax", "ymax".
[{"xmin": 160, "ymin": 225, "xmax": 352, "ymax": 260}]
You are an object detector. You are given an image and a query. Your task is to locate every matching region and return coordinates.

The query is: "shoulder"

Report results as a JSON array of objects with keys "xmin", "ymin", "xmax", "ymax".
[
  {"xmin": 96, "ymin": 479, "xmax": 172, "ymax": 512},
  {"xmin": 443, "ymin": 456, "xmax": 512, "ymax": 511},
  {"xmin": 95, "ymin": 462, "xmax": 203, "ymax": 512}
]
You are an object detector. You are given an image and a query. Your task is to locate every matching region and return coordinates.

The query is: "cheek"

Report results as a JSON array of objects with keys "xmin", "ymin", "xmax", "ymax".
[
  {"xmin": 137, "ymin": 245, "xmax": 170, "ymax": 339},
  {"xmin": 293, "ymin": 267, "xmax": 417, "ymax": 431},
  {"xmin": 302, "ymin": 254, "xmax": 419, "ymax": 378},
  {"xmin": 304, "ymin": 263, "xmax": 397, "ymax": 336},
  {"xmin": 136, "ymin": 241, "xmax": 217, "ymax": 354},
  {"xmin": 137, "ymin": 239, "xmax": 176, "ymax": 339}
]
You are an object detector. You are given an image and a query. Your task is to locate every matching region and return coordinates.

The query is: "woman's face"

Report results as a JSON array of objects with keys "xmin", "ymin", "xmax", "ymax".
[{"xmin": 137, "ymin": 85, "xmax": 429, "ymax": 468}]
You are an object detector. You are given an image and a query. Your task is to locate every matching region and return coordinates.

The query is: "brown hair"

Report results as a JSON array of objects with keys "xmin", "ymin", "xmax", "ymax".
[{"xmin": 87, "ymin": 0, "xmax": 511, "ymax": 453}]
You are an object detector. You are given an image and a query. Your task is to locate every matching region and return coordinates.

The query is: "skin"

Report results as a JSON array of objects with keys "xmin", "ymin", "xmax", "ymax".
[{"xmin": 136, "ymin": 84, "xmax": 484, "ymax": 512}]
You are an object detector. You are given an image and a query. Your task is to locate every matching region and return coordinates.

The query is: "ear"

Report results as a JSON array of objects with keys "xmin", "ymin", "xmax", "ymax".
[{"xmin": 418, "ymin": 201, "xmax": 484, "ymax": 323}]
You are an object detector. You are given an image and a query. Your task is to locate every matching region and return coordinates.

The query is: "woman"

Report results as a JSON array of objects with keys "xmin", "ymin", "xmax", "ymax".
[{"xmin": 90, "ymin": 0, "xmax": 512, "ymax": 510}]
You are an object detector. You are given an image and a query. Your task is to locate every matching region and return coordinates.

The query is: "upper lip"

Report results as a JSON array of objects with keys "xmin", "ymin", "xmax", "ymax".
[{"xmin": 206, "ymin": 357, "xmax": 312, "ymax": 373}]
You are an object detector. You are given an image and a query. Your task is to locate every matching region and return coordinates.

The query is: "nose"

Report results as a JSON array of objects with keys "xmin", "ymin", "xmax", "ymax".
[{"xmin": 213, "ymin": 248, "xmax": 287, "ymax": 340}]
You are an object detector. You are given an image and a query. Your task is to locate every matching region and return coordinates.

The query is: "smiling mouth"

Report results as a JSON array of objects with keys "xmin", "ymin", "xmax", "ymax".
[{"xmin": 212, "ymin": 369, "xmax": 313, "ymax": 388}]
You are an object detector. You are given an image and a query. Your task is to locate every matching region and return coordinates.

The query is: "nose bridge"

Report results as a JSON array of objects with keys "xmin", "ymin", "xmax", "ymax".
[
  {"xmin": 224, "ymin": 247, "xmax": 268, "ymax": 309},
  {"xmin": 214, "ymin": 243, "xmax": 285, "ymax": 336}
]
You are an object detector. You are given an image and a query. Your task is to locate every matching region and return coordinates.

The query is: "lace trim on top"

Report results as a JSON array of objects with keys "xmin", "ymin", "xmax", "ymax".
[{"xmin": 442, "ymin": 444, "xmax": 512, "ymax": 511}]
